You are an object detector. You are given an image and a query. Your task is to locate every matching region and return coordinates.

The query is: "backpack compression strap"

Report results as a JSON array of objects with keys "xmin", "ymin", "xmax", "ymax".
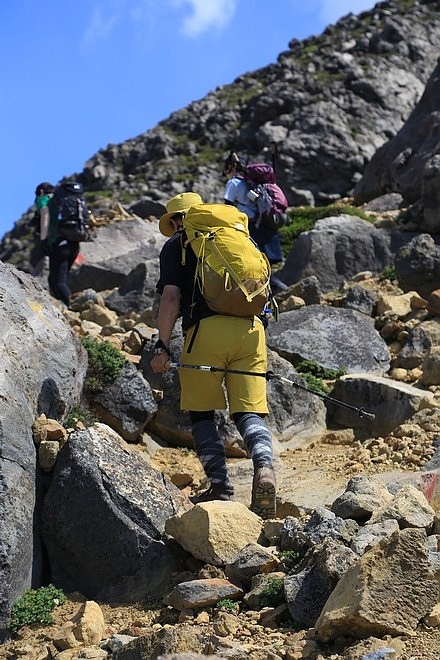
[{"xmin": 209, "ymin": 235, "xmax": 270, "ymax": 303}]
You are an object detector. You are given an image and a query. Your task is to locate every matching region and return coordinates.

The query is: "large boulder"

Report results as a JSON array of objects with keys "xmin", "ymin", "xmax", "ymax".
[
  {"xmin": 328, "ymin": 373, "xmax": 437, "ymax": 437},
  {"xmin": 41, "ymin": 424, "xmax": 192, "ymax": 603},
  {"xmin": 315, "ymin": 528, "xmax": 439, "ymax": 641},
  {"xmin": 0, "ymin": 262, "xmax": 87, "ymax": 640},
  {"xmin": 266, "ymin": 305, "xmax": 390, "ymax": 375},
  {"xmin": 277, "ymin": 216, "xmax": 394, "ymax": 292},
  {"xmin": 68, "ymin": 219, "xmax": 166, "ymax": 293}
]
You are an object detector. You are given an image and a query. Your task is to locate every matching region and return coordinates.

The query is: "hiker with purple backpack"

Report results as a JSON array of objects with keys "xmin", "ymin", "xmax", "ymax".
[{"xmin": 223, "ymin": 149, "xmax": 288, "ymax": 293}]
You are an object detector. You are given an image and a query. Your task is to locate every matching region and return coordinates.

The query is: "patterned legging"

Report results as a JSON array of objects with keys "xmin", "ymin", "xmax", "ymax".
[{"xmin": 190, "ymin": 410, "xmax": 273, "ymax": 486}]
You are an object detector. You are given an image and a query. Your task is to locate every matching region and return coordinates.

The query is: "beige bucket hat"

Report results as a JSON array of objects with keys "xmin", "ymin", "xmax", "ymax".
[{"xmin": 159, "ymin": 192, "xmax": 203, "ymax": 236}]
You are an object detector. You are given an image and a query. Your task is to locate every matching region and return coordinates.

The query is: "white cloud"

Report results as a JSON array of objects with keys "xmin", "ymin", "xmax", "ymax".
[
  {"xmin": 82, "ymin": 7, "xmax": 120, "ymax": 45},
  {"xmin": 171, "ymin": 0, "xmax": 238, "ymax": 37},
  {"xmin": 319, "ymin": 0, "xmax": 377, "ymax": 25}
]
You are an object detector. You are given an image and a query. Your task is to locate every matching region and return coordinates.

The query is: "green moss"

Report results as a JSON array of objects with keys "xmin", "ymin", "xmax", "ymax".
[
  {"xmin": 215, "ymin": 598, "xmax": 236, "ymax": 612},
  {"xmin": 378, "ymin": 264, "xmax": 396, "ymax": 282}
]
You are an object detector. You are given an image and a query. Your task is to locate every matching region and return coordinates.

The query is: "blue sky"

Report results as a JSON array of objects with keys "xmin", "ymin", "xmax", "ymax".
[{"xmin": 0, "ymin": 0, "xmax": 377, "ymax": 238}]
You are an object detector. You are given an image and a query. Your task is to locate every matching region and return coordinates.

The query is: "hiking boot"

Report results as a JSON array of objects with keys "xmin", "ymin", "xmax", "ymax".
[
  {"xmin": 251, "ymin": 466, "xmax": 276, "ymax": 520},
  {"xmin": 190, "ymin": 482, "xmax": 234, "ymax": 504}
]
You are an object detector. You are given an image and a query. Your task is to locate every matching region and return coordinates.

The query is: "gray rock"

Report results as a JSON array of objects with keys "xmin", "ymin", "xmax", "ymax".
[
  {"xmin": 363, "ymin": 193, "xmax": 404, "ymax": 212},
  {"xmin": 41, "ymin": 424, "xmax": 191, "ymax": 602},
  {"xmin": 278, "ymin": 216, "xmax": 394, "ymax": 293},
  {"xmin": 394, "ymin": 234, "xmax": 440, "ymax": 299},
  {"xmin": 105, "ymin": 261, "xmax": 161, "ymax": 315},
  {"xmin": 92, "ymin": 362, "xmax": 158, "ymax": 441},
  {"xmin": 0, "ymin": 262, "xmax": 87, "ymax": 640},
  {"xmin": 395, "ymin": 318, "xmax": 440, "ymax": 369},
  {"xmin": 224, "ymin": 542, "xmax": 279, "ymax": 588},
  {"xmin": 351, "ymin": 520, "xmax": 400, "ymax": 556},
  {"xmin": 165, "ymin": 578, "xmax": 243, "ymax": 610},
  {"xmin": 284, "ymin": 538, "xmax": 358, "ymax": 627},
  {"xmin": 266, "ymin": 305, "xmax": 390, "ymax": 374},
  {"xmin": 279, "ymin": 507, "xmax": 359, "ymax": 554},
  {"xmin": 288, "ymin": 275, "xmax": 322, "ymax": 305},
  {"xmin": 328, "ymin": 373, "xmax": 436, "ymax": 436},
  {"xmin": 343, "ymin": 284, "xmax": 378, "ymax": 316},
  {"xmin": 331, "ymin": 475, "xmax": 393, "ymax": 523},
  {"xmin": 355, "ymin": 61, "xmax": 440, "ymax": 228},
  {"xmin": 68, "ymin": 219, "xmax": 166, "ymax": 293}
]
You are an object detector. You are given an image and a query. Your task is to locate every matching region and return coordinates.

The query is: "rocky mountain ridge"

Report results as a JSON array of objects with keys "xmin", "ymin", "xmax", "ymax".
[{"xmin": 2, "ymin": 0, "xmax": 440, "ymax": 276}]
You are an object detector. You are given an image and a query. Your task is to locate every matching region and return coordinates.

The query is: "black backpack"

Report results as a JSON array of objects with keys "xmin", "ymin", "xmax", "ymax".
[{"xmin": 50, "ymin": 182, "xmax": 90, "ymax": 242}]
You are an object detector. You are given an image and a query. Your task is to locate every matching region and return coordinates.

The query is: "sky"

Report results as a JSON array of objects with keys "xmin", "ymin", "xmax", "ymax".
[{"xmin": 0, "ymin": 0, "xmax": 378, "ymax": 239}]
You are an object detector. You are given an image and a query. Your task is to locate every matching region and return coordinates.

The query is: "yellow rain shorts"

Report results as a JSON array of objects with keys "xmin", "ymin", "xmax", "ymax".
[{"xmin": 178, "ymin": 315, "xmax": 268, "ymax": 415}]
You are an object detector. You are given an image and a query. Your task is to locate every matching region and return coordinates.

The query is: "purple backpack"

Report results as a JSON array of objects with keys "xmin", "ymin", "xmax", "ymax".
[
  {"xmin": 245, "ymin": 163, "xmax": 289, "ymax": 230},
  {"xmin": 254, "ymin": 182, "xmax": 289, "ymax": 230},
  {"xmin": 245, "ymin": 162, "xmax": 277, "ymax": 185}
]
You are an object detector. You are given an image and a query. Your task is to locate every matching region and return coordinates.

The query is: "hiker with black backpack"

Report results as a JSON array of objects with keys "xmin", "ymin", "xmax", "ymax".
[
  {"xmin": 150, "ymin": 192, "xmax": 277, "ymax": 519},
  {"xmin": 42, "ymin": 181, "xmax": 90, "ymax": 307}
]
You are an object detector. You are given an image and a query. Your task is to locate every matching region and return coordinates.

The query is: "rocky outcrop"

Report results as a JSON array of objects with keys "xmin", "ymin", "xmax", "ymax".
[
  {"xmin": 3, "ymin": 3, "xmax": 440, "ymax": 645},
  {"xmin": 0, "ymin": 262, "xmax": 87, "ymax": 640},
  {"xmin": 355, "ymin": 58, "xmax": 440, "ymax": 231},
  {"xmin": 1, "ymin": 235, "xmax": 440, "ymax": 653}
]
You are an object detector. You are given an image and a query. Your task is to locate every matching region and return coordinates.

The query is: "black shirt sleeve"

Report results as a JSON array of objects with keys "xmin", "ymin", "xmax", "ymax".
[{"xmin": 156, "ymin": 233, "xmax": 183, "ymax": 294}]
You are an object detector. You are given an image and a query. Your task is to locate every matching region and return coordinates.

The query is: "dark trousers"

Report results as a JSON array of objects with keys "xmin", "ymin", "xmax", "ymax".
[
  {"xmin": 249, "ymin": 222, "xmax": 283, "ymax": 264},
  {"xmin": 48, "ymin": 240, "xmax": 80, "ymax": 306}
]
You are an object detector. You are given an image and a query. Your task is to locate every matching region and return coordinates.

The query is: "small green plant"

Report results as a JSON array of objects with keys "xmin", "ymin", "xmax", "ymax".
[
  {"xmin": 378, "ymin": 264, "xmax": 396, "ymax": 282},
  {"xmin": 215, "ymin": 598, "xmax": 236, "ymax": 613},
  {"xmin": 81, "ymin": 337, "xmax": 126, "ymax": 393},
  {"xmin": 9, "ymin": 584, "xmax": 67, "ymax": 634},
  {"xmin": 278, "ymin": 549, "xmax": 302, "ymax": 566},
  {"xmin": 295, "ymin": 359, "xmax": 346, "ymax": 395},
  {"xmin": 63, "ymin": 402, "xmax": 97, "ymax": 429},
  {"xmin": 260, "ymin": 577, "xmax": 285, "ymax": 608}
]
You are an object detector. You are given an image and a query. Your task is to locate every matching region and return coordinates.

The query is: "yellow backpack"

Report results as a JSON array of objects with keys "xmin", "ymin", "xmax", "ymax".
[{"xmin": 182, "ymin": 203, "xmax": 271, "ymax": 317}]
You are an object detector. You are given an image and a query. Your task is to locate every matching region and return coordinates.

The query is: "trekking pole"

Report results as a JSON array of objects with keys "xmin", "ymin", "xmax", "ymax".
[
  {"xmin": 167, "ymin": 362, "xmax": 375, "ymax": 420},
  {"xmin": 270, "ymin": 142, "xmax": 278, "ymax": 174}
]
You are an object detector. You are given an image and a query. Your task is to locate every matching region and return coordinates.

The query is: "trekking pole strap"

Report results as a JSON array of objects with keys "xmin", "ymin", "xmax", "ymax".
[{"xmin": 167, "ymin": 363, "xmax": 375, "ymax": 420}]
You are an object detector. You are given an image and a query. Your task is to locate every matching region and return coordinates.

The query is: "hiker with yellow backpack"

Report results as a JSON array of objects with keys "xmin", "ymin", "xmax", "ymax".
[{"xmin": 150, "ymin": 192, "xmax": 277, "ymax": 519}]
